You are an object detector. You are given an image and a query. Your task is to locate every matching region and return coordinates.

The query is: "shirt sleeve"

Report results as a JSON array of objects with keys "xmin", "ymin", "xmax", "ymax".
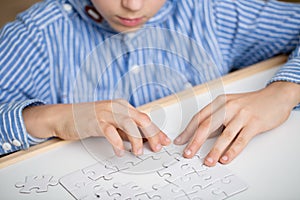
[
  {"xmin": 214, "ymin": 0, "xmax": 300, "ymax": 70},
  {"xmin": 0, "ymin": 15, "xmax": 50, "ymax": 155},
  {"xmin": 268, "ymin": 40, "xmax": 300, "ymax": 109},
  {"xmin": 213, "ymin": 0, "xmax": 300, "ymax": 109},
  {"xmin": 269, "ymin": 42, "xmax": 300, "ymax": 85}
]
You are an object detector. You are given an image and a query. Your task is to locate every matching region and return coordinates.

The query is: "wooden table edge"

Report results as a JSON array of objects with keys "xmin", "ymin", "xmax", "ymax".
[{"xmin": 0, "ymin": 55, "xmax": 287, "ymax": 169}]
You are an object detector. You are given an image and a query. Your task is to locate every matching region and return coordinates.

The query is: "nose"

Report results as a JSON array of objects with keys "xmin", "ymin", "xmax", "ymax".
[{"xmin": 122, "ymin": 0, "xmax": 144, "ymax": 11}]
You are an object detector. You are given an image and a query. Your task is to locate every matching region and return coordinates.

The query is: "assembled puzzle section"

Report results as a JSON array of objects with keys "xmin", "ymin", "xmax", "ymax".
[
  {"xmin": 15, "ymin": 175, "xmax": 58, "ymax": 194},
  {"xmin": 59, "ymin": 144, "xmax": 248, "ymax": 199}
]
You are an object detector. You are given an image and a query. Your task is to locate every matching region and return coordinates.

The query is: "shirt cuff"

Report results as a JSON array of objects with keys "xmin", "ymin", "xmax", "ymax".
[
  {"xmin": 268, "ymin": 58, "xmax": 300, "ymax": 110},
  {"xmin": 268, "ymin": 57, "xmax": 300, "ymax": 84},
  {"xmin": 0, "ymin": 99, "xmax": 46, "ymax": 154}
]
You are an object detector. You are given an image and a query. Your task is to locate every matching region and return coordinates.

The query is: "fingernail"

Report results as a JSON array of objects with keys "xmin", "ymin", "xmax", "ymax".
[
  {"xmin": 206, "ymin": 157, "xmax": 213, "ymax": 164},
  {"xmin": 175, "ymin": 137, "xmax": 181, "ymax": 143},
  {"xmin": 184, "ymin": 149, "xmax": 192, "ymax": 156},
  {"xmin": 156, "ymin": 144, "xmax": 162, "ymax": 151},
  {"xmin": 117, "ymin": 149, "xmax": 125, "ymax": 157},
  {"xmin": 221, "ymin": 155, "xmax": 228, "ymax": 161},
  {"xmin": 165, "ymin": 137, "xmax": 171, "ymax": 143},
  {"xmin": 136, "ymin": 148, "xmax": 143, "ymax": 155}
]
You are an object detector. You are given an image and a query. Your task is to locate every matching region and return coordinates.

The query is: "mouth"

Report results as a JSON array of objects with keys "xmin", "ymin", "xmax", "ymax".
[{"xmin": 117, "ymin": 16, "xmax": 144, "ymax": 27}]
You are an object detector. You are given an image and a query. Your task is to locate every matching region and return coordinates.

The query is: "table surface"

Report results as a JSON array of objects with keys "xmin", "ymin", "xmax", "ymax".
[{"xmin": 1, "ymin": 56, "xmax": 299, "ymax": 200}]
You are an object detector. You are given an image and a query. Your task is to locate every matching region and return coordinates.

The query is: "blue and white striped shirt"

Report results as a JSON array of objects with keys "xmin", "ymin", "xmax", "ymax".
[{"xmin": 0, "ymin": 0, "xmax": 299, "ymax": 155}]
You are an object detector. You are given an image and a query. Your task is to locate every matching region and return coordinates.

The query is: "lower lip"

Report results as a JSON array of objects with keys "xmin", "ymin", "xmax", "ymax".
[{"xmin": 118, "ymin": 17, "xmax": 143, "ymax": 27}]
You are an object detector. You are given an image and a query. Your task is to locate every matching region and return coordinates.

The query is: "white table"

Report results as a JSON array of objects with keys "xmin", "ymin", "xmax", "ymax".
[{"xmin": 1, "ymin": 56, "xmax": 299, "ymax": 200}]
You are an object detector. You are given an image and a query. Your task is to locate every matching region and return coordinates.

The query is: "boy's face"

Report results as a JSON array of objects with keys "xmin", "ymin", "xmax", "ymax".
[{"xmin": 91, "ymin": 0, "xmax": 167, "ymax": 32}]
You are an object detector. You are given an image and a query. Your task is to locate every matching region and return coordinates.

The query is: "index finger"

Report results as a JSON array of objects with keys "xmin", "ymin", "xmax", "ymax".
[
  {"xmin": 175, "ymin": 94, "xmax": 227, "ymax": 145},
  {"xmin": 183, "ymin": 105, "xmax": 227, "ymax": 158}
]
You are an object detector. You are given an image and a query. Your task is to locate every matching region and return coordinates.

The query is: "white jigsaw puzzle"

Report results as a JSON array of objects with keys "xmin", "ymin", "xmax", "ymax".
[
  {"xmin": 107, "ymin": 182, "xmax": 146, "ymax": 199},
  {"xmin": 82, "ymin": 162, "xmax": 118, "ymax": 181},
  {"xmin": 137, "ymin": 182, "xmax": 187, "ymax": 200},
  {"xmin": 186, "ymin": 174, "xmax": 248, "ymax": 200},
  {"xmin": 105, "ymin": 151, "xmax": 143, "ymax": 171},
  {"xmin": 59, "ymin": 143, "xmax": 248, "ymax": 200},
  {"xmin": 15, "ymin": 175, "xmax": 58, "ymax": 194}
]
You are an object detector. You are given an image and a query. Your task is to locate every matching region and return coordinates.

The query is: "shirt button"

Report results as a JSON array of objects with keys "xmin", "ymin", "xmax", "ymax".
[
  {"xmin": 131, "ymin": 65, "xmax": 140, "ymax": 74},
  {"xmin": 12, "ymin": 140, "xmax": 21, "ymax": 147},
  {"xmin": 2, "ymin": 142, "xmax": 12, "ymax": 151},
  {"xmin": 63, "ymin": 3, "xmax": 72, "ymax": 12}
]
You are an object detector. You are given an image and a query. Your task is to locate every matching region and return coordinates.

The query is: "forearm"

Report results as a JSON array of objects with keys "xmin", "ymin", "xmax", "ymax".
[{"xmin": 23, "ymin": 104, "xmax": 73, "ymax": 139}]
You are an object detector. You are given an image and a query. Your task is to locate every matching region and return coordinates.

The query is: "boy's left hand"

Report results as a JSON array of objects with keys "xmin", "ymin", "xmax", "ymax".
[{"xmin": 174, "ymin": 82, "xmax": 300, "ymax": 166}]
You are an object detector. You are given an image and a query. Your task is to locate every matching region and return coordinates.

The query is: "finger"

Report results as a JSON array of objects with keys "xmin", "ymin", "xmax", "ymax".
[
  {"xmin": 204, "ymin": 116, "xmax": 244, "ymax": 166},
  {"xmin": 174, "ymin": 94, "xmax": 227, "ymax": 145},
  {"xmin": 114, "ymin": 100, "xmax": 171, "ymax": 147},
  {"xmin": 183, "ymin": 105, "xmax": 229, "ymax": 158},
  {"xmin": 99, "ymin": 122, "xmax": 125, "ymax": 157},
  {"xmin": 220, "ymin": 126, "xmax": 253, "ymax": 164},
  {"xmin": 101, "ymin": 102, "xmax": 146, "ymax": 155},
  {"xmin": 159, "ymin": 131, "xmax": 172, "ymax": 146},
  {"xmin": 118, "ymin": 117, "xmax": 144, "ymax": 156},
  {"xmin": 139, "ymin": 122, "xmax": 166, "ymax": 152},
  {"xmin": 144, "ymin": 133, "xmax": 162, "ymax": 152},
  {"xmin": 112, "ymin": 146, "xmax": 125, "ymax": 157},
  {"xmin": 133, "ymin": 111, "xmax": 171, "ymax": 151},
  {"xmin": 143, "ymin": 129, "xmax": 172, "ymax": 152},
  {"xmin": 173, "ymin": 113, "xmax": 202, "ymax": 145}
]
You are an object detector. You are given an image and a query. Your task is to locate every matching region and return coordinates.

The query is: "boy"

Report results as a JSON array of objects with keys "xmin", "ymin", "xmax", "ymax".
[{"xmin": 0, "ymin": 0, "xmax": 300, "ymax": 167}]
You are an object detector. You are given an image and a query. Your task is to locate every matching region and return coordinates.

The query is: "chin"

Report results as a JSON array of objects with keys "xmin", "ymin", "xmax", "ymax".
[{"xmin": 111, "ymin": 24, "xmax": 143, "ymax": 33}]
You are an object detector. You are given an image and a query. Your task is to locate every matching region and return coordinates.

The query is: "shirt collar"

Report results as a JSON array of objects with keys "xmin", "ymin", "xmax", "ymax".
[{"xmin": 67, "ymin": 0, "xmax": 177, "ymax": 33}]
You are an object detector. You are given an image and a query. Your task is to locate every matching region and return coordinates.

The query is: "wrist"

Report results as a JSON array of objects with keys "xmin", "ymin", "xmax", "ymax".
[{"xmin": 267, "ymin": 81, "xmax": 300, "ymax": 110}]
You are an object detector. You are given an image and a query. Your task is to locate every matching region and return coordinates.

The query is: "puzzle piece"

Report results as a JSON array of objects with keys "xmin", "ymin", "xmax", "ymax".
[
  {"xmin": 186, "ymin": 187, "xmax": 226, "ymax": 200},
  {"xmin": 15, "ymin": 175, "xmax": 58, "ymax": 194},
  {"xmin": 140, "ymin": 182, "xmax": 188, "ymax": 200},
  {"xmin": 210, "ymin": 174, "xmax": 248, "ymax": 197},
  {"xmin": 134, "ymin": 193, "xmax": 155, "ymax": 200},
  {"xmin": 172, "ymin": 173, "xmax": 208, "ymax": 194},
  {"xmin": 175, "ymin": 156, "xmax": 208, "ymax": 172},
  {"xmin": 137, "ymin": 143, "xmax": 182, "ymax": 164},
  {"xmin": 71, "ymin": 182, "xmax": 104, "ymax": 199},
  {"xmin": 71, "ymin": 181, "xmax": 106, "ymax": 200},
  {"xmin": 135, "ymin": 193, "xmax": 189, "ymax": 200},
  {"xmin": 185, "ymin": 174, "xmax": 247, "ymax": 200},
  {"xmin": 60, "ymin": 168, "xmax": 115, "ymax": 200},
  {"xmin": 138, "ymin": 148, "xmax": 165, "ymax": 161},
  {"xmin": 131, "ymin": 150, "xmax": 180, "ymax": 174},
  {"xmin": 162, "ymin": 144, "xmax": 185, "ymax": 157},
  {"xmin": 168, "ymin": 170, "xmax": 225, "ymax": 197},
  {"xmin": 107, "ymin": 182, "xmax": 145, "ymax": 200},
  {"xmin": 157, "ymin": 161, "xmax": 194, "ymax": 182},
  {"xmin": 105, "ymin": 151, "xmax": 143, "ymax": 171},
  {"xmin": 92, "ymin": 190, "xmax": 111, "ymax": 200},
  {"xmin": 82, "ymin": 162, "xmax": 118, "ymax": 181},
  {"xmin": 60, "ymin": 169, "xmax": 92, "ymax": 192},
  {"xmin": 190, "ymin": 163, "xmax": 232, "ymax": 188},
  {"xmin": 157, "ymin": 156, "xmax": 207, "ymax": 182}
]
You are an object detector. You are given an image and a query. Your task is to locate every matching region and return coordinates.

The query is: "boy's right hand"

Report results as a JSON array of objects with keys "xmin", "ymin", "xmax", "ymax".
[{"xmin": 23, "ymin": 99, "xmax": 171, "ymax": 156}]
